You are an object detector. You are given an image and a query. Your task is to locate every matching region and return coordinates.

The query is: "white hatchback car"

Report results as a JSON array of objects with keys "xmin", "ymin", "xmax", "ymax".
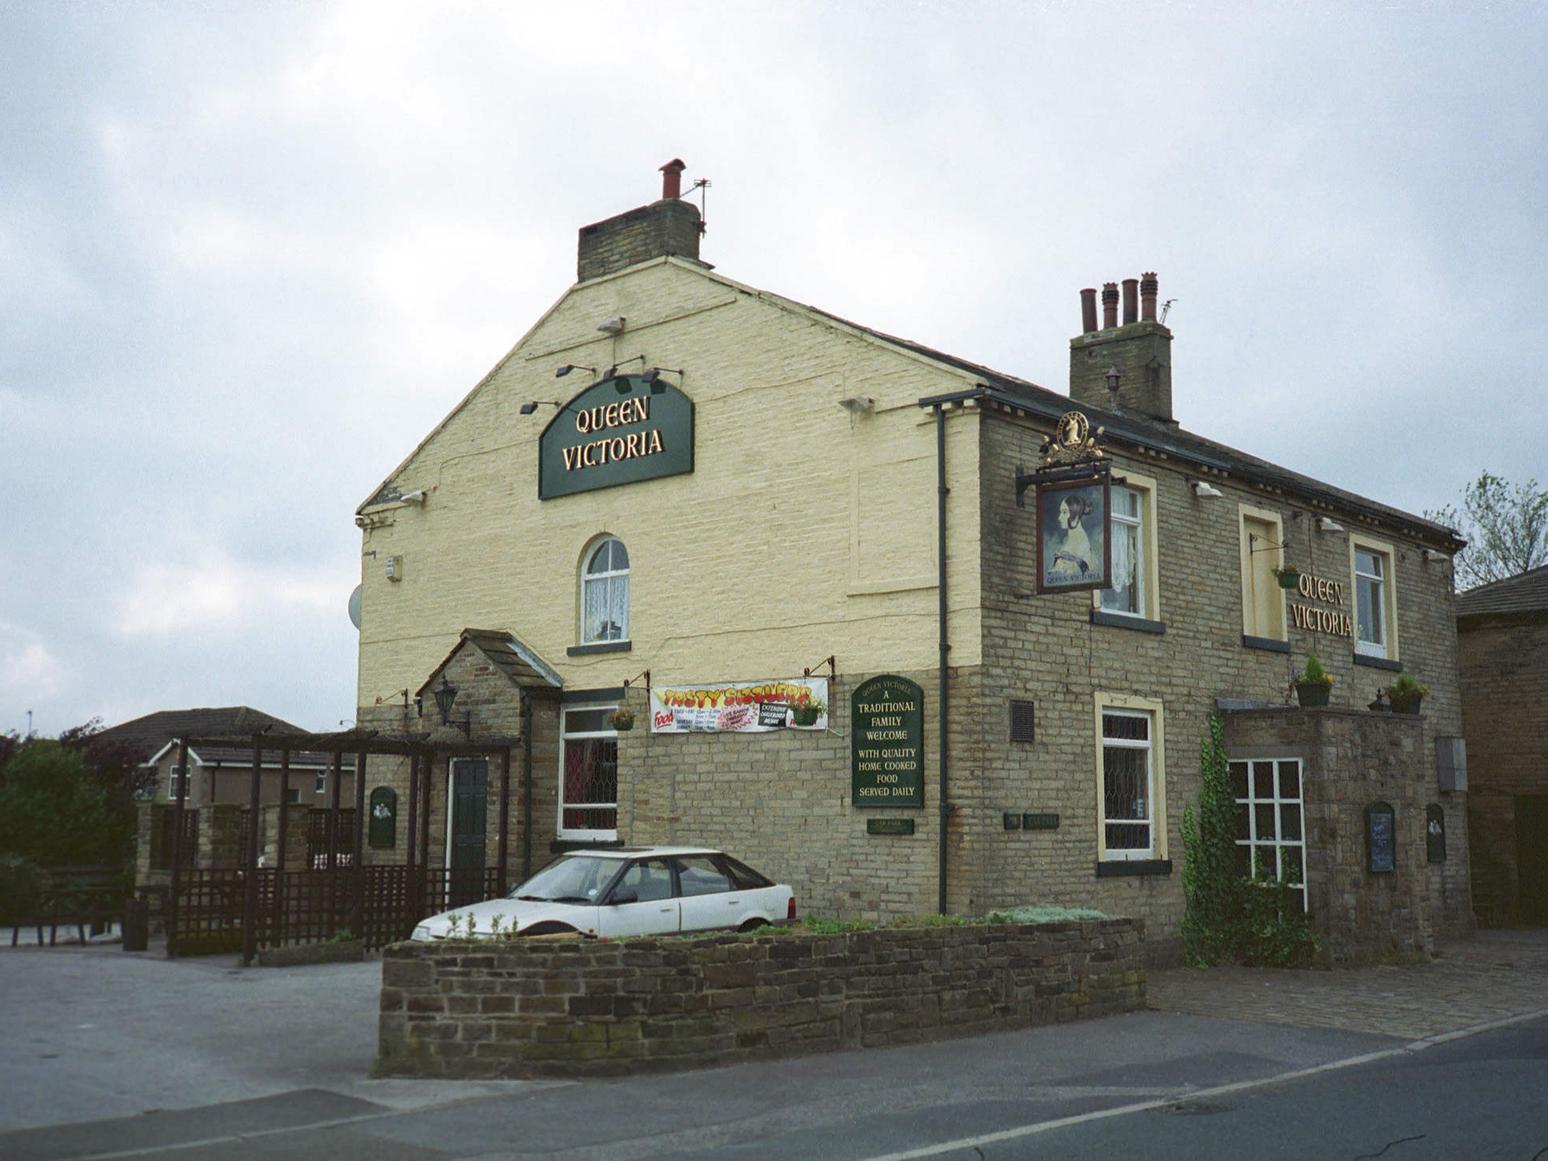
[{"xmin": 411, "ymin": 847, "xmax": 796, "ymax": 941}]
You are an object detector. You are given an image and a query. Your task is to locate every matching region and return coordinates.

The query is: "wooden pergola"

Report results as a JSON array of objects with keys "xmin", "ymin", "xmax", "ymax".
[{"xmin": 164, "ymin": 726, "xmax": 526, "ymax": 963}]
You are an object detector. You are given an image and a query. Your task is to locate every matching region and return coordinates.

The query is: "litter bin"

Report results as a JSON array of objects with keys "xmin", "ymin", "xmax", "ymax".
[{"xmin": 122, "ymin": 897, "xmax": 149, "ymax": 952}]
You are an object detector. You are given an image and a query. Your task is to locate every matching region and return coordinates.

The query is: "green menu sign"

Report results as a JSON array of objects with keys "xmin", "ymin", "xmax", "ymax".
[
  {"xmin": 852, "ymin": 675, "xmax": 924, "ymax": 808},
  {"xmin": 538, "ymin": 375, "xmax": 695, "ymax": 499}
]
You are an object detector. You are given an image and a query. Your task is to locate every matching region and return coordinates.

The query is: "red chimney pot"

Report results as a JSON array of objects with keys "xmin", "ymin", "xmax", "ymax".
[
  {"xmin": 1101, "ymin": 282, "xmax": 1119, "ymax": 330},
  {"xmin": 1079, "ymin": 288, "xmax": 1099, "ymax": 334},
  {"xmin": 659, "ymin": 158, "xmax": 686, "ymax": 201},
  {"xmin": 1140, "ymin": 272, "xmax": 1158, "ymax": 321}
]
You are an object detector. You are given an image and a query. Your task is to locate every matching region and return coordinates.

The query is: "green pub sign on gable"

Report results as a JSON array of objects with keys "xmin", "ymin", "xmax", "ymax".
[
  {"xmin": 538, "ymin": 375, "xmax": 695, "ymax": 499},
  {"xmin": 852, "ymin": 675, "xmax": 925, "ymax": 809}
]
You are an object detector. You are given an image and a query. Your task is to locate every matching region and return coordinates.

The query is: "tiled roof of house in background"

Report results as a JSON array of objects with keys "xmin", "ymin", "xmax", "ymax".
[
  {"xmin": 1456, "ymin": 564, "xmax": 1548, "ymax": 621},
  {"xmin": 97, "ymin": 707, "xmax": 304, "ymax": 762}
]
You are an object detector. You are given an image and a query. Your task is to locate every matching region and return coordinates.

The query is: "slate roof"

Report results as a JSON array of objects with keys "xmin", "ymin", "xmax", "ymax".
[
  {"xmin": 798, "ymin": 302, "xmax": 1465, "ymax": 549},
  {"xmin": 101, "ymin": 707, "xmax": 355, "ymax": 770},
  {"xmin": 1456, "ymin": 564, "xmax": 1548, "ymax": 620},
  {"xmin": 362, "ymin": 256, "xmax": 1464, "ymax": 550},
  {"xmin": 417, "ymin": 628, "xmax": 565, "ymax": 697},
  {"xmin": 97, "ymin": 707, "xmax": 302, "ymax": 763}
]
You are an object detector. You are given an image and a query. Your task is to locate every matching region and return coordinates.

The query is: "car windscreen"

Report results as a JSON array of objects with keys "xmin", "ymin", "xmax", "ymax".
[{"xmin": 508, "ymin": 855, "xmax": 621, "ymax": 903}]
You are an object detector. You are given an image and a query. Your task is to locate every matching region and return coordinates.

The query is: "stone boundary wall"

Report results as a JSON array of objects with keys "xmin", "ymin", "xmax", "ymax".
[{"xmin": 376, "ymin": 919, "xmax": 1145, "ymax": 1079}]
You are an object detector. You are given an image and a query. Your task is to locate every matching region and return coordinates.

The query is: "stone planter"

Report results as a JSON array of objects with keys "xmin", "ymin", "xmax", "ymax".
[
  {"xmin": 1389, "ymin": 694, "xmax": 1424, "ymax": 715},
  {"xmin": 1294, "ymin": 681, "xmax": 1332, "ymax": 708}
]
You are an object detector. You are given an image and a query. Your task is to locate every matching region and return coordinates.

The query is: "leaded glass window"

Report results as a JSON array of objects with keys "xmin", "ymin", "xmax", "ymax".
[{"xmin": 1101, "ymin": 709, "xmax": 1153, "ymax": 857}]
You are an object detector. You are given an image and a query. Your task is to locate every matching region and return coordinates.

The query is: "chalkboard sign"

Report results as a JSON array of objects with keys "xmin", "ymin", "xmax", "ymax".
[
  {"xmin": 368, "ymin": 786, "xmax": 398, "ymax": 850},
  {"xmin": 851, "ymin": 675, "xmax": 925, "ymax": 809},
  {"xmin": 1425, "ymin": 804, "xmax": 1446, "ymax": 864},
  {"xmin": 1366, "ymin": 801, "xmax": 1395, "ymax": 873}
]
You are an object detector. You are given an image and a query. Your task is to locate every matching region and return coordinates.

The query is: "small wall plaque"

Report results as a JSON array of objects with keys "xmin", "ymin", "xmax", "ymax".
[
  {"xmin": 1003, "ymin": 812, "xmax": 1022, "ymax": 831},
  {"xmin": 867, "ymin": 818, "xmax": 915, "ymax": 836},
  {"xmin": 1023, "ymin": 812, "xmax": 1060, "ymax": 831},
  {"xmin": 368, "ymin": 786, "xmax": 398, "ymax": 850},
  {"xmin": 1366, "ymin": 800, "xmax": 1396, "ymax": 873},
  {"xmin": 1425, "ymin": 804, "xmax": 1447, "ymax": 863}
]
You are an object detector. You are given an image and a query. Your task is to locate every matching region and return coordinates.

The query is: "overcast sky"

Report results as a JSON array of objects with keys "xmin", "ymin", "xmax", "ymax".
[{"xmin": 3, "ymin": 1, "xmax": 1545, "ymax": 737}]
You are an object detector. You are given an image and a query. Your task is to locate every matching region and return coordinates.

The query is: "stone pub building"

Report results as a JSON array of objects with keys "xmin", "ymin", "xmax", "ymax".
[{"xmin": 350, "ymin": 161, "xmax": 1472, "ymax": 963}]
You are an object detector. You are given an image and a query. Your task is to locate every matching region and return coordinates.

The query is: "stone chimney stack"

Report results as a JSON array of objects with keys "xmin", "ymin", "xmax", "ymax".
[
  {"xmin": 576, "ymin": 158, "xmax": 705, "ymax": 282},
  {"xmin": 1070, "ymin": 271, "xmax": 1175, "ymax": 425}
]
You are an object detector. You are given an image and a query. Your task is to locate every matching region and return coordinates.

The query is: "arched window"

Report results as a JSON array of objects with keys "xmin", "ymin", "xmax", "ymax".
[{"xmin": 580, "ymin": 537, "xmax": 629, "ymax": 643}]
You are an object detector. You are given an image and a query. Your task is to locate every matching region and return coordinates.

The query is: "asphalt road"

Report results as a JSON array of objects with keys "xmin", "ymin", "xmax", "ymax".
[{"xmin": 2, "ymin": 944, "xmax": 1544, "ymax": 1160}]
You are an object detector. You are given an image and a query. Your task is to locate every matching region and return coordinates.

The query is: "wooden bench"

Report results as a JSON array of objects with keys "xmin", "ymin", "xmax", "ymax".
[{"xmin": 7, "ymin": 865, "xmax": 129, "ymax": 947}]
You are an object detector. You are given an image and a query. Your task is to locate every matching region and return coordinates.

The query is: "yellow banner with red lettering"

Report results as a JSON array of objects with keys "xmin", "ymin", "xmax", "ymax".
[{"xmin": 649, "ymin": 677, "xmax": 828, "ymax": 733}]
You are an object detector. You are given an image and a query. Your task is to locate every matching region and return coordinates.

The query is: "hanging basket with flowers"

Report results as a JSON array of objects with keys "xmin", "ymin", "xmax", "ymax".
[
  {"xmin": 1272, "ymin": 565, "xmax": 1302, "ymax": 591},
  {"xmin": 790, "ymin": 698, "xmax": 826, "ymax": 728},
  {"xmin": 607, "ymin": 707, "xmax": 635, "ymax": 732}
]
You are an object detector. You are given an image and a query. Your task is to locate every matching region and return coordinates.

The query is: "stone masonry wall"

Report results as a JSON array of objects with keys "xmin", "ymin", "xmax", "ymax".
[
  {"xmin": 1458, "ymin": 613, "xmax": 1548, "ymax": 924},
  {"xmin": 617, "ymin": 667, "xmax": 984, "ymax": 922},
  {"xmin": 1224, "ymin": 708, "xmax": 1434, "ymax": 965},
  {"xmin": 376, "ymin": 918, "xmax": 1145, "ymax": 1079},
  {"xmin": 972, "ymin": 414, "xmax": 1470, "ymax": 956}
]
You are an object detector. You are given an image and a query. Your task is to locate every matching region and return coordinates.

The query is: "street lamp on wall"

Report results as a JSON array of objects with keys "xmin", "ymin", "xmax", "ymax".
[{"xmin": 433, "ymin": 677, "xmax": 472, "ymax": 736}]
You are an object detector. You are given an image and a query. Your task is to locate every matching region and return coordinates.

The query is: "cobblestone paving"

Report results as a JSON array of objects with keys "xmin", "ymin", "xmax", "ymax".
[{"xmin": 1147, "ymin": 929, "xmax": 1548, "ymax": 1041}]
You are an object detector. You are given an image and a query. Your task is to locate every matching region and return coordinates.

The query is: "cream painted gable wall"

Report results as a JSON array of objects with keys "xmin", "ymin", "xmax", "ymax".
[{"xmin": 356, "ymin": 259, "xmax": 984, "ymax": 708}]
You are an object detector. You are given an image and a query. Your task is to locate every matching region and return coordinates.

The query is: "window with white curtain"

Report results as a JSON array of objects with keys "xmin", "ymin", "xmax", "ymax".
[
  {"xmin": 580, "ymin": 537, "xmax": 630, "ymax": 644},
  {"xmin": 1101, "ymin": 485, "xmax": 1144, "ymax": 616}
]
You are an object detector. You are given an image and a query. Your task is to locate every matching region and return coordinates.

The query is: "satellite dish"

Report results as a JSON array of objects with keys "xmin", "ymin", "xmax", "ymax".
[{"xmin": 348, "ymin": 584, "xmax": 363, "ymax": 630}]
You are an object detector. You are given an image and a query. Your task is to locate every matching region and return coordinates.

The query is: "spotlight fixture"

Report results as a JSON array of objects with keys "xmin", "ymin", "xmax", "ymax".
[
  {"xmin": 607, "ymin": 355, "xmax": 648, "ymax": 389},
  {"xmin": 838, "ymin": 396, "xmax": 875, "ymax": 414},
  {"xmin": 1190, "ymin": 480, "xmax": 1224, "ymax": 499},
  {"xmin": 1317, "ymin": 517, "xmax": 1346, "ymax": 533},
  {"xmin": 1422, "ymin": 548, "xmax": 1449, "ymax": 563},
  {"xmin": 520, "ymin": 400, "xmax": 561, "ymax": 415},
  {"xmin": 597, "ymin": 315, "xmax": 626, "ymax": 335},
  {"xmin": 640, "ymin": 367, "xmax": 683, "ymax": 393},
  {"xmin": 555, "ymin": 363, "xmax": 596, "ymax": 379}
]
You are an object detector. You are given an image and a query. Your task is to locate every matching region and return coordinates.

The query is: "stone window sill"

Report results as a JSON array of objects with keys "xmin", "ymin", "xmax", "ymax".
[
  {"xmin": 1353, "ymin": 653, "xmax": 1402, "ymax": 673},
  {"xmin": 1242, "ymin": 634, "xmax": 1291, "ymax": 654},
  {"xmin": 1095, "ymin": 859, "xmax": 1173, "ymax": 878},
  {"xmin": 568, "ymin": 640, "xmax": 632, "ymax": 657},
  {"xmin": 1090, "ymin": 610, "xmax": 1165, "ymax": 635}
]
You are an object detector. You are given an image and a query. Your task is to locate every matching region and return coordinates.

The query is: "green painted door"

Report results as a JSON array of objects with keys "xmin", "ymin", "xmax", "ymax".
[{"xmin": 449, "ymin": 759, "xmax": 488, "ymax": 907}]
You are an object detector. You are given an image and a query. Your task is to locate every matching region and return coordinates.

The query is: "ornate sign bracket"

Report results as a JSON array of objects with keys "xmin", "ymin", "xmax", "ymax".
[{"xmin": 1015, "ymin": 410, "xmax": 1110, "ymax": 507}]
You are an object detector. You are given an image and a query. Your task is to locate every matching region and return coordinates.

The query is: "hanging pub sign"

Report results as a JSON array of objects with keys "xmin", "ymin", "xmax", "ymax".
[
  {"xmin": 538, "ymin": 374, "xmax": 694, "ymax": 499},
  {"xmin": 649, "ymin": 677, "xmax": 828, "ymax": 733},
  {"xmin": 851, "ymin": 675, "xmax": 925, "ymax": 809},
  {"xmin": 1023, "ymin": 411, "xmax": 1112, "ymax": 595}
]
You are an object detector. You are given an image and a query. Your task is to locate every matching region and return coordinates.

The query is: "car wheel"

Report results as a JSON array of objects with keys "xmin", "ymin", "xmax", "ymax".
[
  {"xmin": 520, "ymin": 922, "xmax": 581, "ymax": 938},
  {"xmin": 738, "ymin": 918, "xmax": 769, "ymax": 932}
]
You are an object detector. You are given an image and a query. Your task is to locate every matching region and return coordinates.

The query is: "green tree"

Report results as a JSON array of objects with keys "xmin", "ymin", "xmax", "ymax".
[
  {"xmin": 0, "ymin": 738, "xmax": 129, "ymax": 866},
  {"xmin": 1426, "ymin": 472, "xmax": 1548, "ymax": 590}
]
